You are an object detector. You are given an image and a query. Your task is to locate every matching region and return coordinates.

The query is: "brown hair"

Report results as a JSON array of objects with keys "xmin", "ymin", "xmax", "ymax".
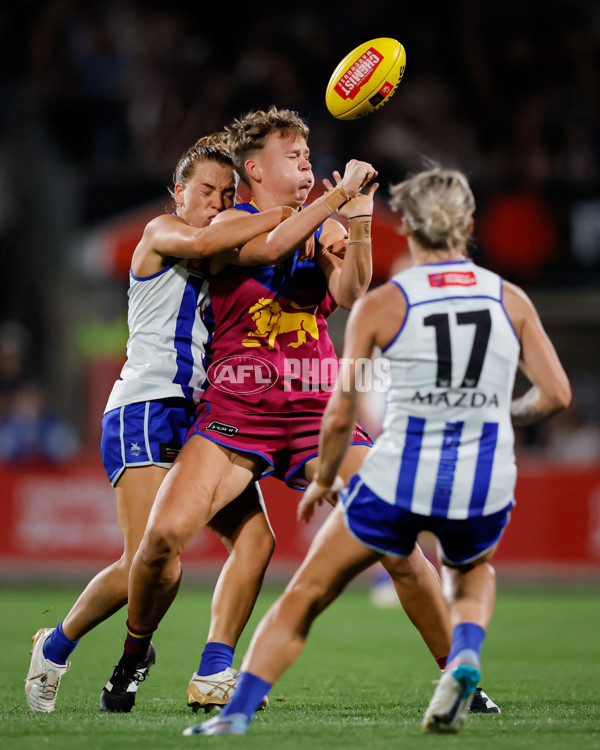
[
  {"xmin": 389, "ymin": 167, "xmax": 475, "ymax": 250},
  {"xmin": 225, "ymin": 106, "xmax": 310, "ymax": 185},
  {"xmin": 170, "ymin": 133, "xmax": 235, "ymax": 203}
]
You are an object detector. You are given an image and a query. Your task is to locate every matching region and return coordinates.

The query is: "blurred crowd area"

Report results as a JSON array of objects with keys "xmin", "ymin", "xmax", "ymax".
[{"xmin": 0, "ymin": 0, "xmax": 599, "ymax": 464}]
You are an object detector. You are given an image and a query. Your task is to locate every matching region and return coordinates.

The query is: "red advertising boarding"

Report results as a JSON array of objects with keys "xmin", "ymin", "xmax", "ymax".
[{"xmin": 1, "ymin": 455, "xmax": 599, "ymax": 583}]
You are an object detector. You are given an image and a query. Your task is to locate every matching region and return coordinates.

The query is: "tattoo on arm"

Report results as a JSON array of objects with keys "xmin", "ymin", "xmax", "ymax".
[{"xmin": 511, "ymin": 386, "xmax": 558, "ymax": 426}]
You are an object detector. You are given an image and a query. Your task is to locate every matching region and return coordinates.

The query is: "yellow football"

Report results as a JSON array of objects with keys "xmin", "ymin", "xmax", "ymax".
[{"xmin": 325, "ymin": 38, "xmax": 406, "ymax": 121}]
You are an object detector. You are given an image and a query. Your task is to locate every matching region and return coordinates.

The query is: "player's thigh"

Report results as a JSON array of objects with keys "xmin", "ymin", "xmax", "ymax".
[
  {"xmin": 146, "ymin": 436, "xmax": 263, "ymax": 547},
  {"xmin": 114, "ymin": 465, "xmax": 168, "ymax": 561},
  {"xmin": 208, "ymin": 482, "xmax": 274, "ymax": 553},
  {"xmin": 381, "ymin": 542, "xmax": 434, "ymax": 580},
  {"xmin": 289, "ymin": 505, "xmax": 381, "ymax": 603}
]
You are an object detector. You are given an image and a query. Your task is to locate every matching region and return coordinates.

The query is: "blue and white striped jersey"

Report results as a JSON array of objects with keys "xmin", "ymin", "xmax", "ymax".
[
  {"xmin": 104, "ymin": 259, "xmax": 211, "ymax": 413},
  {"xmin": 357, "ymin": 260, "xmax": 520, "ymax": 519}
]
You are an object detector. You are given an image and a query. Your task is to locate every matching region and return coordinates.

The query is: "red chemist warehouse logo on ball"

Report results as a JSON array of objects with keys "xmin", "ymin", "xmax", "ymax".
[
  {"xmin": 335, "ymin": 47, "xmax": 383, "ymax": 100},
  {"xmin": 428, "ymin": 271, "xmax": 477, "ymax": 287},
  {"xmin": 207, "ymin": 355, "xmax": 279, "ymax": 395}
]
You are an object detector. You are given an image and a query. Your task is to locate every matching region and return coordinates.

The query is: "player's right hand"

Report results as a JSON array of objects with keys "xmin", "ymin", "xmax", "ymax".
[
  {"xmin": 298, "ymin": 475, "xmax": 345, "ymax": 522},
  {"xmin": 340, "ymin": 159, "xmax": 378, "ymax": 198},
  {"xmin": 338, "ymin": 181, "xmax": 379, "ymax": 220}
]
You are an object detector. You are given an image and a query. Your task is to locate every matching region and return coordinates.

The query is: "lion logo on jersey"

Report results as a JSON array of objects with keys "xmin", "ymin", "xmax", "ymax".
[{"xmin": 242, "ymin": 298, "xmax": 319, "ymax": 350}]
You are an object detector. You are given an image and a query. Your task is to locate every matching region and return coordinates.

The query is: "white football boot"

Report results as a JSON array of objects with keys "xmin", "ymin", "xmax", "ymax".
[
  {"xmin": 187, "ymin": 667, "xmax": 240, "ymax": 711},
  {"xmin": 187, "ymin": 667, "xmax": 269, "ymax": 712},
  {"xmin": 422, "ymin": 650, "xmax": 481, "ymax": 734},
  {"xmin": 25, "ymin": 628, "xmax": 70, "ymax": 712}
]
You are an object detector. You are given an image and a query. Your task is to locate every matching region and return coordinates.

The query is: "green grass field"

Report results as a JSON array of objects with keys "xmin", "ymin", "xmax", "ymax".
[{"xmin": 1, "ymin": 582, "xmax": 599, "ymax": 750}]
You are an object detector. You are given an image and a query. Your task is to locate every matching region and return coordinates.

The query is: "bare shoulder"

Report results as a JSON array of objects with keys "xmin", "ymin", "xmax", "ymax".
[
  {"xmin": 131, "ymin": 214, "xmax": 176, "ymax": 269},
  {"xmin": 142, "ymin": 212, "xmax": 176, "ymax": 236},
  {"xmin": 502, "ymin": 280, "xmax": 538, "ymax": 335},
  {"xmin": 503, "ymin": 279, "xmax": 533, "ymax": 308},
  {"xmin": 133, "ymin": 212, "xmax": 198, "ymax": 275},
  {"xmin": 349, "ymin": 282, "xmax": 407, "ymax": 349},
  {"xmin": 143, "ymin": 214, "xmax": 162, "ymax": 231},
  {"xmin": 359, "ymin": 280, "xmax": 405, "ymax": 307}
]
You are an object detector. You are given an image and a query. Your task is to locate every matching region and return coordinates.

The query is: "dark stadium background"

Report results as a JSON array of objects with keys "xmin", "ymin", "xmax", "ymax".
[{"xmin": 0, "ymin": 0, "xmax": 598, "ymax": 581}]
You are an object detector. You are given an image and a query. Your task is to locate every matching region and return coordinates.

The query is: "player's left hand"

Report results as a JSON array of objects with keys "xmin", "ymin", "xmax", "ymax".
[{"xmin": 298, "ymin": 475, "xmax": 345, "ymax": 522}]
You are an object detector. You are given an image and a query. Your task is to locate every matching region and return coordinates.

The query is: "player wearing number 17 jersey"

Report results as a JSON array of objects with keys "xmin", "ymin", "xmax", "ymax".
[
  {"xmin": 186, "ymin": 166, "xmax": 570, "ymax": 738},
  {"xmin": 357, "ymin": 258, "xmax": 519, "ymax": 520}
]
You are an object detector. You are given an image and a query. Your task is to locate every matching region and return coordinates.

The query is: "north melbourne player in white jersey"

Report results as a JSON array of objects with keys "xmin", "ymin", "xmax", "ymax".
[
  {"xmin": 25, "ymin": 136, "xmax": 290, "ymax": 715},
  {"xmin": 358, "ymin": 259, "xmax": 521, "ymax": 520},
  {"xmin": 104, "ymin": 258, "xmax": 210, "ymax": 412},
  {"xmin": 192, "ymin": 167, "xmax": 570, "ymax": 738}
]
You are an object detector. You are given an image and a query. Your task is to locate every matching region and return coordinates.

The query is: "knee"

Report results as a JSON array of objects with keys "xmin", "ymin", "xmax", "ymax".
[
  {"xmin": 285, "ymin": 577, "xmax": 335, "ymax": 622},
  {"xmin": 114, "ymin": 553, "xmax": 134, "ymax": 582},
  {"xmin": 232, "ymin": 526, "xmax": 276, "ymax": 571},
  {"xmin": 254, "ymin": 527, "xmax": 276, "ymax": 568},
  {"xmin": 140, "ymin": 524, "xmax": 186, "ymax": 568}
]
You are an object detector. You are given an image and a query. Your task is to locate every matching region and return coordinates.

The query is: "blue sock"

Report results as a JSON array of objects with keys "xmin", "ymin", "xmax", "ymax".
[
  {"xmin": 42, "ymin": 622, "xmax": 79, "ymax": 665},
  {"xmin": 448, "ymin": 622, "xmax": 486, "ymax": 664},
  {"xmin": 198, "ymin": 641, "xmax": 235, "ymax": 676},
  {"xmin": 221, "ymin": 671, "xmax": 272, "ymax": 720}
]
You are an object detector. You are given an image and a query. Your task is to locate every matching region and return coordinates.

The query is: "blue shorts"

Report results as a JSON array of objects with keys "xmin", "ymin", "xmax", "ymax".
[
  {"xmin": 101, "ymin": 398, "xmax": 196, "ymax": 486},
  {"xmin": 340, "ymin": 474, "xmax": 512, "ymax": 566}
]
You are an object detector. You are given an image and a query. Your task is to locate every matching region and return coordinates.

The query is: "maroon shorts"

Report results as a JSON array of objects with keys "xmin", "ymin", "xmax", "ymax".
[{"xmin": 186, "ymin": 401, "xmax": 372, "ymax": 489}]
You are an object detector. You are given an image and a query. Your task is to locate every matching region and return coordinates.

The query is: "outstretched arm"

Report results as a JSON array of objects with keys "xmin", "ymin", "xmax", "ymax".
[
  {"xmin": 131, "ymin": 208, "xmax": 291, "ymax": 277},
  {"xmin": 222, "ymin": 160, "xmax": 377, "ymax": 267},
  {"xmin": 503, "ymin": 281, "xmax": 571, "ymax": 425},
  {"xmin": 136, "ymin": 208, "xmax": 289, "ymax": 265}
]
